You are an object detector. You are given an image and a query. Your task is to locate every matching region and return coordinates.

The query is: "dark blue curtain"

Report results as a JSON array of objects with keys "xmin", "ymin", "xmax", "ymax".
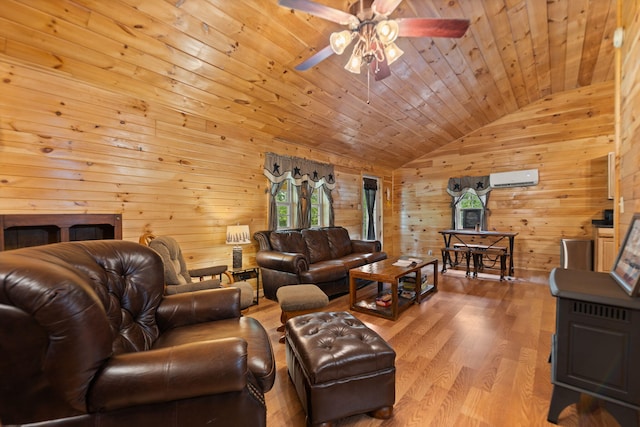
[{"xmin": 363, "ymin": 178, "xmax": 377, "ymax": 240}]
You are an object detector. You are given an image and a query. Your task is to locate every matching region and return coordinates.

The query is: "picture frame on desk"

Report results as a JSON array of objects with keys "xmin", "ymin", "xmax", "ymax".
[{"xmin": 611, "ymin": 213, "xmax": 640, "ymax": 296}]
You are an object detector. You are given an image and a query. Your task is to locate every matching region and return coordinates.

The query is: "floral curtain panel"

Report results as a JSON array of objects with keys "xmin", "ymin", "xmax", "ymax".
[{"xmin": 264, "ymin": 152, "xmax": 336, "ymax": 230}]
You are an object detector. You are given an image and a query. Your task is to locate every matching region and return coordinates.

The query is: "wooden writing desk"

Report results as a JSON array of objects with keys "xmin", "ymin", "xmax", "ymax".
[{"xmin": 439, "ymin": 229, "xmax": 518, "ymax": 276}]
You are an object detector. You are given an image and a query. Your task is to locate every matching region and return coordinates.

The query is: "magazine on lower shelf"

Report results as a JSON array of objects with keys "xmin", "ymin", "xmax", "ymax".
[{"xmin": 401, "ymin": 272, "xmax": 429, "ymax": 285}]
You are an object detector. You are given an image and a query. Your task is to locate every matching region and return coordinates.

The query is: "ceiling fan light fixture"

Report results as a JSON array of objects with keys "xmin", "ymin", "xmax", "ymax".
[
  {"xmin": 384, "ymin": 42, "xmax": 404, "ymax": 65},
  {"xmin": 344, "ymin": 50, "xmax": 362, "ymax": 73},
  {"xmin": 376, "ymin": 20, "xmax": 399, "ymax": 44},
  {"xmin": 330, "ymin": 30, "xmax": 354, "ymax": 55}
]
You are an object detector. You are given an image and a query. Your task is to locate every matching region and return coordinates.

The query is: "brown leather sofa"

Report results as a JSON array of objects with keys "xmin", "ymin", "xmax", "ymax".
[
  {"xmin": 254, "ymin": 226, "xmax": 387, "ymax": 300},
  {"xmin": 0, "ymin": 240, "xmax": 276, "ymax": 427}
]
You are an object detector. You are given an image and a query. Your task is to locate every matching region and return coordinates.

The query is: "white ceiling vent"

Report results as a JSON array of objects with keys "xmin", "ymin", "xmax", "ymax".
[{"xmin": 489, "ymin": 169, "xmax": 539, "ymax": 188}]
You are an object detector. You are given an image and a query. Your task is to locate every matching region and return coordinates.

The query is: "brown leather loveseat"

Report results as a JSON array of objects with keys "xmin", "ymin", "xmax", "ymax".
[
  {"xmin": 254, "ymin": 226, "xmax": 387, "ymax": 300},
  {"xmin": 0, "ymin": 240, "xmax": 275, "ymax": 427}
]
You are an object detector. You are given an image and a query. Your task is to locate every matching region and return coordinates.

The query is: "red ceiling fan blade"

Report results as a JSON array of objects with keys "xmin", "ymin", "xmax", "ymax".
[
  {"xmin": 371, "ymin": 0, "xmax": 404, "ymax": 17},
  {"xmin": 278, "ymin": 0, "xmax": 357, "ymax": 26},
  {"xmin": 372, "ymin": 58, "xmax": 391, "ymax": 81},
  {"xmin": 295, "ymin": 45, "xmax": 335, "ymax": 71},
  {"xmin": 397, "ymin": 18, "xmax": 470, "ymax": 38}
]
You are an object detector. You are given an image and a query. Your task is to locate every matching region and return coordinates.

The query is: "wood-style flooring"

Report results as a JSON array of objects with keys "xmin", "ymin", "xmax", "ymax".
[{"xmin": 243, "ymin": 270, "xmax": 622, "ymax": 427}]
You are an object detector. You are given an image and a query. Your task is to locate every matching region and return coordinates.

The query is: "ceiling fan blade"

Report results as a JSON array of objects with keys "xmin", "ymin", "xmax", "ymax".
[
  {"xmin": 278, "ymin": 0, "xmax": 356, "ymax": 26},
  {"xmin": 372, "ymin": 59, "xmax": 391, "ymax": 81},
  {"xmin": 371, "ymin": 0, "xmax": 404, "ymax": 17},
  {"xmin": 397, "ymin": 18, "xmax": 470, "ymax": 38},
  {"xmin": 295, "ymin": 45, "xmax": 335, "ymax": 71}
]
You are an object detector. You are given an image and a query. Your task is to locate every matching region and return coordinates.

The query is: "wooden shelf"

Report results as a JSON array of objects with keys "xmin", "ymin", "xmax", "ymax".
[
  {"xmin": 1, "ymin": 214, "xmax": 122, "ymax": 251},
  {"xmin": 353, "ymin": 292, "xmax": 416, "ymax": 317}
]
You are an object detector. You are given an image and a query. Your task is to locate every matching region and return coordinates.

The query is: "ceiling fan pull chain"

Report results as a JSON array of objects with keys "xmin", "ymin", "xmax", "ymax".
[{"xmin": 367, "ymin": 66, "xmax": 371, "ymax": 104}]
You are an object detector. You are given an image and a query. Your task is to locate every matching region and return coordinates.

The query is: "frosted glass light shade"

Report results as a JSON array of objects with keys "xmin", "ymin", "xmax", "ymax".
[
  {"xmin": 376, "ymin": 20, "xmax": 399, "ymax": 44},
  {"xmin": 344, "ymin": 52, "xmax": 362, "ymax": 73},
  {"xmin": 330, "ymin": 30, "xmax": 354, "ymax": 55},
  {"xmin": 384, "ymin": 42, "xmax": 404, "ymax": 65}
]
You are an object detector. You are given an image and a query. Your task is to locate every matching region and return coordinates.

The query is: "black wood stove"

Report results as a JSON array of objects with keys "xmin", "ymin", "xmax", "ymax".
[{"xmin": 548, "ymin": 267, "xmax": 640, "ymax": 426}]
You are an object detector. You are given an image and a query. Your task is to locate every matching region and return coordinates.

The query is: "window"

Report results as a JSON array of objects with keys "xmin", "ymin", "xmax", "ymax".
[
  {"xmin": 276, "ymin": 179, "xmax": 293, "ymax": 229},
  {"xmin": 455, "ymin": 189, "xmax": 485, "ymax": 229},
  {"xmin": 310, "ymin": 186, "xmax": 326, "ymax": 227},
  {"xmin": 276, "ymin": 179, "xmax": 328, "ymax": 229},
  {"xmin": 362, "ymin": 176, "xmax": 380, "ymax": 240}
]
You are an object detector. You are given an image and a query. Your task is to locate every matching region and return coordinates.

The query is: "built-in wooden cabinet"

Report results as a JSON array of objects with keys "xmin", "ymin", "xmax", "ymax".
[
  {"xmin": 0, "ymin": 214, "xmax": 122, "ymax": 251},
  {"xmin": 594, "ymin": 227, "xmax": 615, "ymax": 272}
]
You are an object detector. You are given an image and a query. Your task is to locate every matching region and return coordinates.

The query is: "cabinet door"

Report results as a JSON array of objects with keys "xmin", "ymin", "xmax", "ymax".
[
  {"xmin": 595, "ymin": 237, "xmax": 616, "ymax": 272},
  {"xmin": 601, "ymin": 237, "xmax": 616, "ymax": 272},
  {"xmin": 595, "ymin": 228, "xmax": 615, "ymax": 272}
]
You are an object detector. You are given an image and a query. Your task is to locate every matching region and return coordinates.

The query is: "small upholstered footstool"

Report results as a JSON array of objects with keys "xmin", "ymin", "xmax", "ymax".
[
  {"xmin": 285, "ymin": 311, "xmax": 396, "ymax": 427},
  {"xmin": 276, "ymin": 284, "xmax": 329, "ymax": 343}
]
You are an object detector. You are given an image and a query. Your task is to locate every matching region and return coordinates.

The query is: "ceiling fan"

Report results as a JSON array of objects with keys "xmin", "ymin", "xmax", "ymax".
[{"xmin": 278, "ymin": 0, "xmax": 470, "ymax": 81}]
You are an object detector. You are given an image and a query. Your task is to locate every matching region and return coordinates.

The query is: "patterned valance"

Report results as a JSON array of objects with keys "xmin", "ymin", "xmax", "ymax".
[
  {"xmin": 264, "ymin": 152, "xmax": 336, "ymax": 189},
  {"xmin": 446, "ymin": 175, "xmax": 491, "ymax": 197}
]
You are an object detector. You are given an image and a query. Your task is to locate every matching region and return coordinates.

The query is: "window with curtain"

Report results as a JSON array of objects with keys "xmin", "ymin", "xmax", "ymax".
[
  {"xmin": 264, "ymin": 152, "xmax": 335, "ymax": 230},
  {"xmin": 447, "ymin": 175, "xmax": 491, "ymax": 230},
  {"xmin": 276, "ymin": 179, "xmax": 294, "ymax": 228},
  {"xmin": 363, "ymin": 177, "xmax": 378, "ymax": 240},
  {"xmin": 275, "ymin": 179, "xmax": 327, "ymax": 229},
  {"xmin": 310, "ymin": 186, "xmax": 327, "ymax": 227}
]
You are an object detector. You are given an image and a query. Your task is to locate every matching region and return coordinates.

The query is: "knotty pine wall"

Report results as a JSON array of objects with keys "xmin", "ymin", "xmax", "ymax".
[
  {"xmin": 394, "ymin": 81, "xmax": 615, "ymax": 274},
  {"xmin": 5, "ymin": 27, "xmax": 640, "ymax": 279},
  {"xmin": 618, "ymin": 0, "xmax": 640, "ymax": 242},
  {"xmin": 0, "ymin": 57, "xmax": 393, "ymax": 271}
]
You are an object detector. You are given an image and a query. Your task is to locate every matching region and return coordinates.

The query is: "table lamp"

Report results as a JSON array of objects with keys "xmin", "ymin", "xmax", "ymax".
[{"xmin": 226, "ymin": 224, "xmax": 251, "ymax": 269}]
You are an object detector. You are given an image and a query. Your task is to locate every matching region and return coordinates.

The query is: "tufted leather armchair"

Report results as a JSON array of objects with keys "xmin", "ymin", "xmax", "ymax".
[{"xmin": 0, "ymin": 240, "xmax": 275, "ymax": 427}]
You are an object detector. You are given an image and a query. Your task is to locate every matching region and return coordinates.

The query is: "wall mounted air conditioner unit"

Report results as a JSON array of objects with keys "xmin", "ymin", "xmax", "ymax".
[{"xmin": 490, "ymin": 169, "xmax": 539, "ymax": 188}]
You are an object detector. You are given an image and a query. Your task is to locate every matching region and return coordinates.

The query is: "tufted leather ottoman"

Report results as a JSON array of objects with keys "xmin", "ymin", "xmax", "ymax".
[{"xmin": 285, "ymin": 311, "xmax": 396, "ymax": 427}]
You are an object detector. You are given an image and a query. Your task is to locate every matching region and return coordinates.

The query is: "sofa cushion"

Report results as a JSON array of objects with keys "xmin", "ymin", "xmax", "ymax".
[
  {"xmin": 302, "ymin": 229, "xmax": 332, "ymax": 264},
  {"xmin": 299, "ymin": 260, "xmax": 347, "ymax": 284},
  {"xmin": 325, "ymin": 227, "xmax": 353, "ymax": 259},
  {"xmin": 337, "ymin": 253, "xmax": 368, "ymax": 270},
  {"xmin": 360, "ymin": 251, "xmax": 388, "ymax": 264},
  {"xmin": 270, "ymin": 230, "xmax": 309, "ymax": 261}
]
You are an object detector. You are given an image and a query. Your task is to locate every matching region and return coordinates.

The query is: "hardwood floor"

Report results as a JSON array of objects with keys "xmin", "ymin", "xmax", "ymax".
[{"xmin": 244, "ymin": 271, "xmax": 622, "ymax": 427}]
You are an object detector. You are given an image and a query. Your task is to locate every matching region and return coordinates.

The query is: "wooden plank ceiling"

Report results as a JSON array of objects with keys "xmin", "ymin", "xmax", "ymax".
[{"xmin": 0, "ymin": 0, "xmax": 616, "ymax": 169}]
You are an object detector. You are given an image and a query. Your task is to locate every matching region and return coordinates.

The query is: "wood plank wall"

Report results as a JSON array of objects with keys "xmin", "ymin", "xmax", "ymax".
[
  {"xmin": 619, "ymin": 0, "xmax": 640, "ymax": 239},
  {"xmin": 6, "ymin": 7, "xmax": 640, "ymax": 279},
  {"xmin": 394, "ymin": 81, "xmax": 615, "ymax": 274},
  {"xmin": 0, "ymin": 56, "xmax": 393, "ymax": 271}
]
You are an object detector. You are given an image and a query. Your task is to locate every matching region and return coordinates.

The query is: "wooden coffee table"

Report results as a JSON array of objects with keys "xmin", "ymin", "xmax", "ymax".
[{"xmin": 349, "ymin": 256, "xmax": 438, "ymax": 320}]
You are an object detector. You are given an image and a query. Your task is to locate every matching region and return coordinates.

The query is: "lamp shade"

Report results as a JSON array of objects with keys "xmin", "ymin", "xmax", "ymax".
[
  {"xmin": 344, "ymin": 51, "xmax": 362, "ymax": 74},
  {"xmin": 226, "ymin": 225, "xmax": 251, "ymax": 245},
  {"xmin": 376, "ymin": 20, "xmax": 399, "ymax": 45},
  {"xmin": 384, "ymin": 42, "xmax": 404, "ymax": 65},
  {"xmin": 330, "ymin": 30, "xmax": 354, "ymax": 55}
]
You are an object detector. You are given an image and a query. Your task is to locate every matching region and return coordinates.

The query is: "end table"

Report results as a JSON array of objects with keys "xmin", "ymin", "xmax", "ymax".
[{"xmin": 228, "ymin": 266, "xmax": 261, "ymax": 305}]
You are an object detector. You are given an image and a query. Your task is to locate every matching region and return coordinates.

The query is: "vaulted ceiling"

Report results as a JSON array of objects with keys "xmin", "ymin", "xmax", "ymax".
[{"xmin": 1, "ymin": 0, "xmax": 617, "ymax": 169}]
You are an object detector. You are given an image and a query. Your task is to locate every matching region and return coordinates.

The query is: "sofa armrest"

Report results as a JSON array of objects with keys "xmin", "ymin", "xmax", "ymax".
[
  {"xmin": 256, "ymin": 251, "xmax": 308, "ymax": 274},
  {"xmin": 351, "ymin": 239, "xmax": 382, "ymax": 253},
  {"xmin": 88, "ymin": 338, "xmax": 247, "ymax": 411},
  {"xmin": 156, "ymin": 287, "xmax": 240, "ymax": 331}
]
